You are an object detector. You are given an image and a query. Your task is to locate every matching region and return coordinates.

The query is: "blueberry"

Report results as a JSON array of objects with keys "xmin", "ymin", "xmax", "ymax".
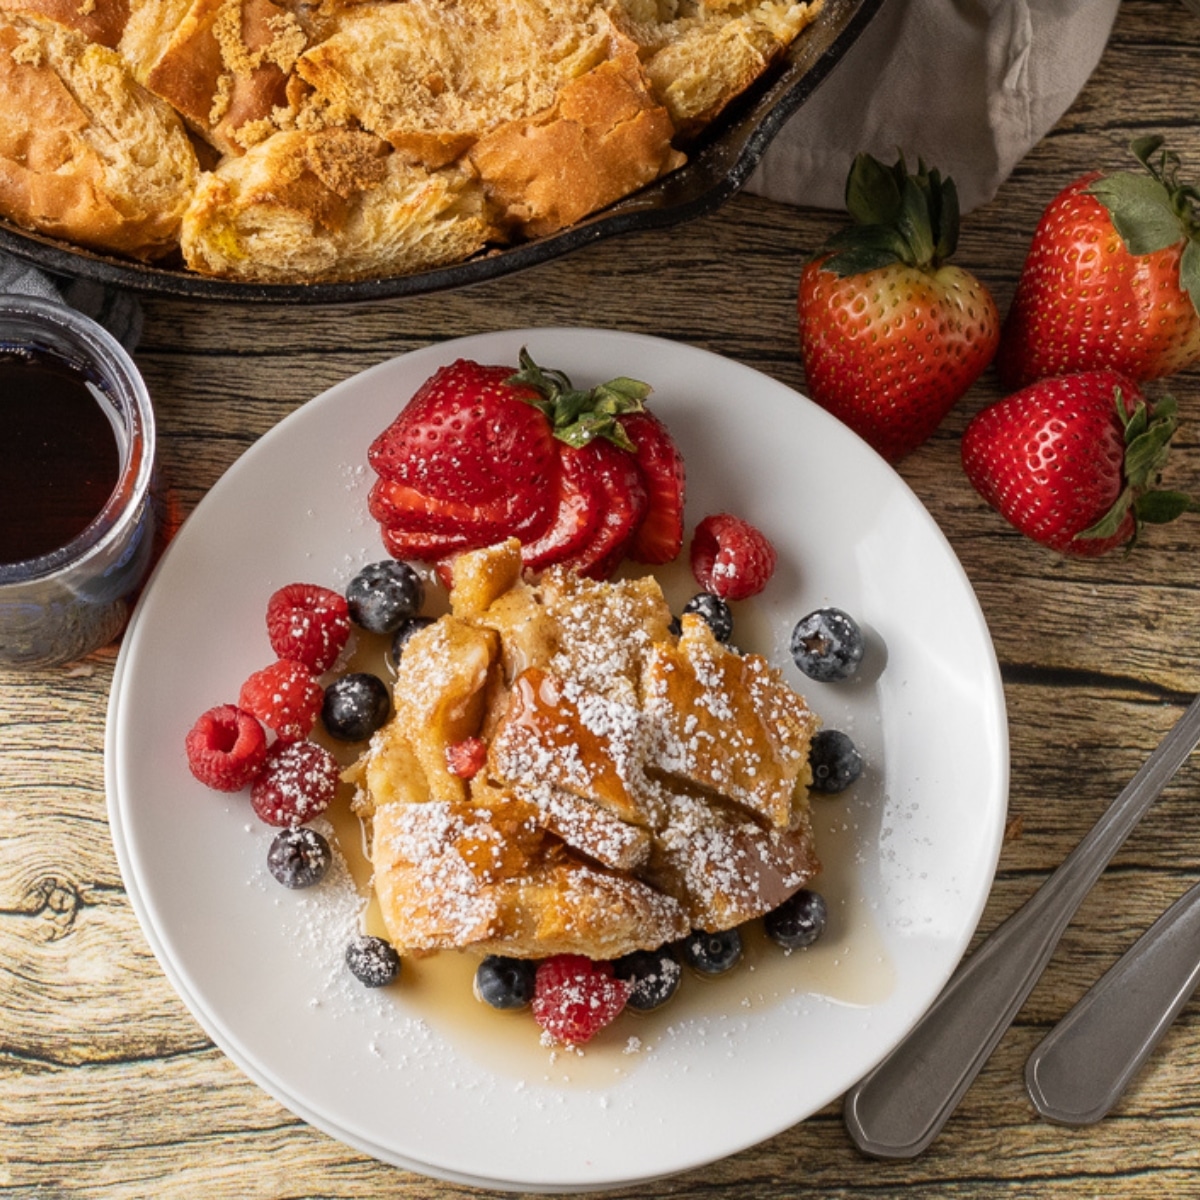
[
  {"xmin": 266, "ymin": 826, "xmax": 331, "ymax": 888},
  {"xmin": 345, "ymin": 934, "xmax": 401, "ymax": 987},
  {"xmin": 613, "ymin": 947, "xmax": 683, "ymax": 1011},
  {"xmin": 679, "ymin": 928, "xmax": 743, "ymax": 976},
  {"xmin": 473, "ymin": 955, "xmax": 537, "ymax": 1010},
  {"xmin": 809, "ymin": 729, "xmax": 864, "ymax": 794},
  {"xmin": 389, "ymin": 615, "xmax": 435, "ymax": 668},
  {"xmin": 681, "ymin": 592, "xmax": 734, "ymax": 643},
  {"xmin": 790, "ymin": 607, "xmax": 865, "ymax": 682},
  {"xmin": 346, "ymin": 561, "xmax": 424, "ymax": 634},
  {"xmin": 764, "ymin": 889, "xmax": 828, "ymax": 950},
  {"xmin": 322, "ymin": 672, "xmax": 391, "ymax": 741}
]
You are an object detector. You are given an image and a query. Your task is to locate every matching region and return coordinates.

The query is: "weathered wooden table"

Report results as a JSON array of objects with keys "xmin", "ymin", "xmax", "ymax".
[{"xmin": 5, "ymin": 3, "xmax": 1200, "ymax": 1195}]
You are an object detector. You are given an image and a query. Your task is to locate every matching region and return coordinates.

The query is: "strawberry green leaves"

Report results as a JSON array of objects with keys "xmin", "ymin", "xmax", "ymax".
[
  {"xmin": 820, "ymin": 153, "xmax": 961, "ymax": 276},
  {"xmin": 1087, "ymin": 136, "xmax": 1200, "ymax": 316},
  {"xmin": 508, "ymin": 348, "xmax": 650, "ymax": 451},
  {"xmin": 1077, "ymin": 391, "xmax": 1200, "ymax": 544}
]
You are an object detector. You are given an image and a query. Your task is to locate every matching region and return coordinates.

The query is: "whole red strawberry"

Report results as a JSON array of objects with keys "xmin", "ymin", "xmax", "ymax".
[
  {"xmin": 961, "ymin": 370, "xmax": 1197, "ymax": 555},
  {"xmin": 997, "ymin": 137, "xmax": 1200, "ymax": 390},
  {"xmin": 798, "ymin": 153, "xmax": 999, "ymax": 462}
]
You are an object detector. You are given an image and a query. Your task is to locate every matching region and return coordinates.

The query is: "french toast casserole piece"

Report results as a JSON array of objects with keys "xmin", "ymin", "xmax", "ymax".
[
  {"xmin": 347, "ymin": 538, "xmax": 821, "ymax": 962},
  {"xmin": 0, "ymin": 0, "xmax": 823, "ymax": 280}
]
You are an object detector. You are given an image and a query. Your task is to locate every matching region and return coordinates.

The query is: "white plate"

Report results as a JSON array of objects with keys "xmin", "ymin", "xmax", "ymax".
[{"xmin": 105, "ymin": 328, "xmax": 1008, "ymax": 1192}]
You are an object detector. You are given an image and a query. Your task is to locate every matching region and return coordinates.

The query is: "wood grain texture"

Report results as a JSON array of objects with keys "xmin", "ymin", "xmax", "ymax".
[{"xmin": 5, "ymin": 2, "xmax": 1200, "ymax": 1196}]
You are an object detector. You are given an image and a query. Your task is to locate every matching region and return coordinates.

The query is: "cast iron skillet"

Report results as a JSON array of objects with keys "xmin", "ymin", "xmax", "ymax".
[{"xmin": 0, "ymin": 0, "xmax": 883, "ymax": 304}]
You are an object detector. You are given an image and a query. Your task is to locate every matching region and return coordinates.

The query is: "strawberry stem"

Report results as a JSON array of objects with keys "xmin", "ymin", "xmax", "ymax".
[{"xmin": 508, "ymin": 348, "xmax": 650, "ymax": 451}]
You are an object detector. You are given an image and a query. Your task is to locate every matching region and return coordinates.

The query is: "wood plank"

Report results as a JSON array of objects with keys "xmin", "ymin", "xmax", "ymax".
[{"xmin": 6, "ymin": 2, "xmax": 1200, "ymax": 1195}]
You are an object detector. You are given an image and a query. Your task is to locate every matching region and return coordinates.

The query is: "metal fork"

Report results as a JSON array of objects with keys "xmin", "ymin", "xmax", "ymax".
[{"xmin": 842, "ymin": 692, "xmax": 1200, "ymax": 1158}]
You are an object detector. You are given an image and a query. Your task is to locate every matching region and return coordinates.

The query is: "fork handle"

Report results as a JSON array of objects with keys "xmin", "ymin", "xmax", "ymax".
[
  {"xmin": 842, "ymin": 692, "xmax": 1200, "ymax": 1159},
  {"xmin": 1025, "ymin": 879, "xmax": 1200, "ymax": 1125}
]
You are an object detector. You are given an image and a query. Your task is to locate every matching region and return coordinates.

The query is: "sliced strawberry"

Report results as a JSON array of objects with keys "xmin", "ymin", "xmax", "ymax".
[
  {"xmin": 368, "ymin": 360, "xmax": 558, "ymax": 507},
  {"xmin": 619, "ymin": 410, "xmax": 685, "ymax": 564},
  {"xmin": 379, "ymin": 492, "xmax": 557, "ymax": 564},
  {"xmin": 368, "ymin": 475, "xmax": 556, "ymax": 542},
  {"xmin": 521, "ymin": 443, "xmax": 607, "ymax": 572},
  {"xmin": 556, "ymin": 440, "xmax": 648, "ymax": 580},
  {"xmin": 380, "ymin": 525, "xmax": 476, "ymax": 562}
]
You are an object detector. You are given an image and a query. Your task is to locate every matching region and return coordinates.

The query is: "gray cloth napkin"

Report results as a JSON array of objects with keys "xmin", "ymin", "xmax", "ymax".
[
  {"xmin": 0, "ymin": 252, "xmax": 142, "ymax": 351},
  {"xmin": 747, "ymin": 0, "xmax": 1122, "ymax": 215}
]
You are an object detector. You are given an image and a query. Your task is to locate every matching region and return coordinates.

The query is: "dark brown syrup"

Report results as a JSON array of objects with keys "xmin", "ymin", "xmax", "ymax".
[{"xmin": 0, "ymin": 345, "xmax": 120, "ymax": 564}]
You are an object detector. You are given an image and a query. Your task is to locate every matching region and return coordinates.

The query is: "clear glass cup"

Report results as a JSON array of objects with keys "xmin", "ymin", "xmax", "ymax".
[{"xmin": 0, "ymin": 295, "xmax": 156, "ymax": 669}]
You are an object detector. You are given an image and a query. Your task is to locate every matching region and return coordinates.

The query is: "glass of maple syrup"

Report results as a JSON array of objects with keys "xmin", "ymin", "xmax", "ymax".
[{"xmin": 0, "ymin": 295, "xmax": 156, "ymax": 669}]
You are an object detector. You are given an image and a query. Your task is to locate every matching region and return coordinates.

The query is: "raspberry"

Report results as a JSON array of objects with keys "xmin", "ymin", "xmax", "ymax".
[
  {"xmin": 689, "ymin": 512, "xmax": 778, "ymax": 601},
  {"xmin": 445, "ymin": 736, "xmax": 487, "ymax": 779},
  {"xmin": 250, "ymin": 740, "xmax": 340, "ymax": 827},
  {"xmin": 266, "ymin": 583, "xmax": 351, "ymax": 674},
  {"xmin": 238, "ymin": 659, "xmax": 323, "ymax": 743},
  {"xmin": 185, "ymin": 704, "xmax": 268, "ymax": 792},
  {"xmin": 531, "ymin": 954, "xmax": 631, "ymax": 1045}
]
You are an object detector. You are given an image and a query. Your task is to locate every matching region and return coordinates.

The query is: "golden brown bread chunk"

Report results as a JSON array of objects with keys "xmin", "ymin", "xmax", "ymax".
[
  {"xmin": 354, "ymin": 541, "xmax": 821, "ymax": 959},
  {"xmin": 179, "ymin": 127, "xmax": 498, "ymax": 282},
  {"xmin": 123, "ymin": 0, "xmax": 306, "ymax": 156},
  {"xmin": 0, "ymin": 0, "xmax": 129, "ymax": 47},
  {"xmin": 386, "ymin": 609, "xmax": 499, "ymax": 804},
  {"xmin": 0, "ymin": 14, "xmax": 198, "ymax": 258},
  {"xmin": 616, "ymin": 1, "xmax": 822, "ymax": 134},
  {"xmin": 641, "ymin": 782, "xmax": 820, "ymax": 929},
  {"xmin": 643, "ymin": 613, "xmax": 818, "ymax": 828},
  {"xmin": 488, "ymin": 667, "xmax": 659, "ymax": 826},
  {"xmin": 533, "ymin": 564, "xmax": 676, "ymax": 704},
  {"xmin": 295, "ymin": 0, "xmax": 616, "ymax": 168},
  {"xmin": 368, "ymin": 756, "xmax": 688, "ymax": 957},
  {"xmin": 468, "ymin": 36, "xmax": 684, "ymax": 238},
  {"xmin": 510, "ymin": 783, "xmax": 654, "ymax": 872}
]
